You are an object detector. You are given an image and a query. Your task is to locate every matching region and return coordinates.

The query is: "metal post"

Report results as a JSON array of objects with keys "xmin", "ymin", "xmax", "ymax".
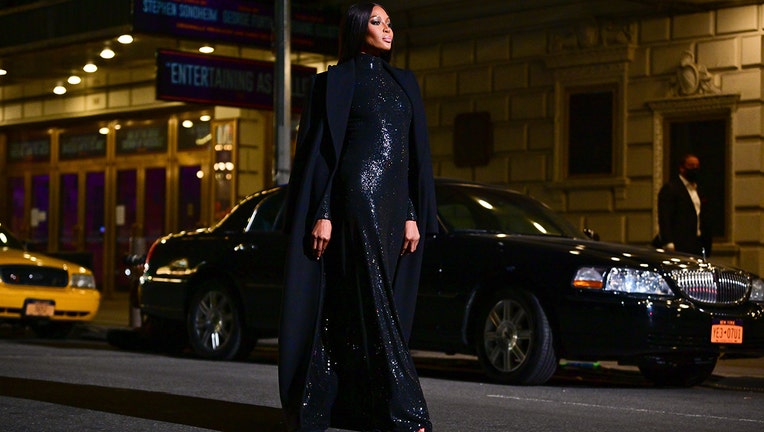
[{"xmin": 274, "ymin": 0, "xmax": 291, "ymax": 185}]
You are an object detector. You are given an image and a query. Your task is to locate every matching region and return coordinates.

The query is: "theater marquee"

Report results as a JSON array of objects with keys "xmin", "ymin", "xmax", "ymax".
[
  {"xmin": 155, "ymin": 49, "xmax": 316, "ymax": 110},
  {"xmin": 135, "ymin": 0, "xmax": 339, "ymax": 55}
]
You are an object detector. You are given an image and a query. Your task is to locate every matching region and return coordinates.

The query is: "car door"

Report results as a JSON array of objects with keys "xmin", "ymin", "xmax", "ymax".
[
  {"xmin": 232, "ymin": 189, "xmax": 288, "ymax": 331},
  {"xmin": 412, "ymin": 185, "xmax": 479, "ymax": 351}
]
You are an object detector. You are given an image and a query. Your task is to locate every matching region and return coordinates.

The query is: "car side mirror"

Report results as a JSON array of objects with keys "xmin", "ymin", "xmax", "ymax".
[{"xmin": 583, "ymin": 228, "xmax": 599, "ymax": 241}]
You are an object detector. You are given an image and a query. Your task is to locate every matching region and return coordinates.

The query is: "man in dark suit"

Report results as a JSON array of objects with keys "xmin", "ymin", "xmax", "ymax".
[{"xmin": 657, "ymin": 154, "xmax": 712, "ymax": 256}]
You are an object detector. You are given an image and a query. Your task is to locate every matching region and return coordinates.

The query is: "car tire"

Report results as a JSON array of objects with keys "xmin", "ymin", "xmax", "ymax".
[
  {"xmin": 31, "ymin": 322, "xmax": 74, "ymax": 339},
  {"xmin": 638, "ymin": 354, "xmax": 718, "ymax": 387},
  {"xmin": 475, "ymin": 289, "xmax": 557, "ymax": 385},
  {"xmin": 186, "ymin": 280, "xmax": 255, "ymax": 360}
]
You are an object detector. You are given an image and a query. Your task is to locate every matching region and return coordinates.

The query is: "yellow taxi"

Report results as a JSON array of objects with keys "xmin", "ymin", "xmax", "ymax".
[{"xmin": 1, "ymin": 223, "xmax": 100, "ymax": 338}]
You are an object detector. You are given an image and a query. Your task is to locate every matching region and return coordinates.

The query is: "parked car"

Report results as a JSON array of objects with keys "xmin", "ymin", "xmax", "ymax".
[
  {"xmin": 138, "ymin": 179, "xmax": 764, "ymax": 386},
  {"xmin": 0, "ymin": 223, "xmax": 100, "ymax": 338}
]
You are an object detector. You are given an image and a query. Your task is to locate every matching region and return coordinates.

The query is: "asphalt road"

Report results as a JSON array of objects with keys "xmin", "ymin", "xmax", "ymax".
[
  {"xmin": 1, "ymin": 333, "xmax": 764, "ymax": 432},
  {"xmin": 1, "ymin": 292, "xmax": 763, "ymax": 431}
]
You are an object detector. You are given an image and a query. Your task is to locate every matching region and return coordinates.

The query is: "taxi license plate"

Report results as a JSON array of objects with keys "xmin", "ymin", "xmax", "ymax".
[
  {"xmin": 23, "ymin": 299, "xmax": 55, "ymax": 317},
  {"xmin": 711, "ymin": 319, "xmax": 743, "ymax": 344}
]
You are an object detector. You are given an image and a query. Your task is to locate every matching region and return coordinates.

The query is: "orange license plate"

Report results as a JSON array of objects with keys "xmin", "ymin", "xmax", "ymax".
[
  {"xmin": 23, "ymin": 299, "xmax": 55, "ymax": 317},
  {"xmin": 711, "ymin": 319, "xmax": 743, "ymax": 344}
]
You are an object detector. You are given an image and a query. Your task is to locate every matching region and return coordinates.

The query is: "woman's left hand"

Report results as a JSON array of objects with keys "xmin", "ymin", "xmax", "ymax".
[{"xmin": 401, "ymin": 220, "xmax": 420, "ymax": 255}]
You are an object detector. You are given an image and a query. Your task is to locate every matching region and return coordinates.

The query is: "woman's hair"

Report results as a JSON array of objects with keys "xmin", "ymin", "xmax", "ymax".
[{"xmin": 337, "ymin": 2, "xmax": 392, "ymax": 63}]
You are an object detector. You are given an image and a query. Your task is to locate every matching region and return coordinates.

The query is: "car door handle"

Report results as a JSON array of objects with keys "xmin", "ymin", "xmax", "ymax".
[{"xmin": 234, "ymin": 243, "xmax": 258, "ymax": 251}]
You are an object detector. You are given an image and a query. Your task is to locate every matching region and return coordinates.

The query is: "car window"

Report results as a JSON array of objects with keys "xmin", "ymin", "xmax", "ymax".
[
  {"xmin": 214, "ymin": 191, "xmax": 270, "ymax": 232},
  {"xmin": 492, "ymin": 198, "xmax": 565, "ymax": 236},
  {"xmin": 438, "ymin": 203, "xmax": 477, "ymax": 231},
  {"xmin": 436, "ymin": 184, "xmax": 582, "ymax": 238},
  {"xmin": 246, "ymin": 189, "xmax": 286, "ymax": 232},
  {"xmin": 436, "ymin": 186, "xmax": 491, "ymax": 231},
  {"xmin": 436, "ymin": 189, "xmax": 479, "ymax": 231}
]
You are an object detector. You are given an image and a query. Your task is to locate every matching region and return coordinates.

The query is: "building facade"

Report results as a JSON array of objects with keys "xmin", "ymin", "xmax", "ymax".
[
  {"xmin": 0, "ymin": 0, "xmax": 335, "ymax": 295},
  {"xmin": 379, "ymin": 1, "xmax": 764, "ymax": 276},
  {"xmin": 2, "ymin": 0, "xmax": 764, "ymax": 296}
]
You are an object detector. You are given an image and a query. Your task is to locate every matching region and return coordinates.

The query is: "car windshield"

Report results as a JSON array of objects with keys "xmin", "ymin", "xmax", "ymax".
[
  {"xmin": 437, "ymin": 184, "xmax": 583, "ymax": 238},
  {"xmin": 0, "ymin": 225, "xmax": 25, "ymax": 250}
]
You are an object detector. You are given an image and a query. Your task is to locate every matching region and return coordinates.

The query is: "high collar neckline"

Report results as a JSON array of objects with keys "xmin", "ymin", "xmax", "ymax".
[{"xmin": 356, "ymin": 52, "xmax": 383, "ymax": 69}]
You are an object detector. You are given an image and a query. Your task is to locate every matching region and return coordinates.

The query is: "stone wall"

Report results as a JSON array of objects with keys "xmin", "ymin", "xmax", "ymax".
[{"xmin": 396, "ymin": 4, "xmax": 764, "ymax": 274}]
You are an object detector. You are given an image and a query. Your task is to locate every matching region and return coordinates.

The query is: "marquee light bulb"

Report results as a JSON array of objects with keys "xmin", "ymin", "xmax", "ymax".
[{"xmin": 117, "ymin": 34, "xmax": 134, "ymax": 44}]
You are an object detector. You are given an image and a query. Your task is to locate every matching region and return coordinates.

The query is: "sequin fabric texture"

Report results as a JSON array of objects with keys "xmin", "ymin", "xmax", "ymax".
[{"xmin": 300, "ymin": 53, "xmax": 432, "ymax": 432}]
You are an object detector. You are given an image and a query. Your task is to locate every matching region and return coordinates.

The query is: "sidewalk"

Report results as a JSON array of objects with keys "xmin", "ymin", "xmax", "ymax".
[
  {"xmin": 71, "ymin": 290, "xmax": 133, "ymax": 341},
  {"xmin": 93, "ymin": 290, "xmax": 133, "ymax": 328}
]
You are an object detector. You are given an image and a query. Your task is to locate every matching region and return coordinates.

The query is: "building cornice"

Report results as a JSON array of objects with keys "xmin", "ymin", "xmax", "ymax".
[{"xmin": 647, "ymin": 94, "xmax": 740, "ymax": 115}]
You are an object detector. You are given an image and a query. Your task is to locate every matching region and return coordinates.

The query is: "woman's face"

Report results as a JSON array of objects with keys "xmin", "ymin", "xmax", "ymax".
[{"xmin": 363, "ymin": 5, "xmax": 393, "ymax": 56}]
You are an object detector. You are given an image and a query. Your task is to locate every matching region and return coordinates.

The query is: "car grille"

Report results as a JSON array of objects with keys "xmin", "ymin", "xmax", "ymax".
[
  {"xmin": 0, "ymin": 265, "xmax": 69, "ymax": 287},
  {"xmin": 669, "ymin": 269, "xmax": 750, "ymax": 304}
]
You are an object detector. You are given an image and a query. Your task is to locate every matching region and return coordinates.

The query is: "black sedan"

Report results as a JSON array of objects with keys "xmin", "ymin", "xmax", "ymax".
[{"xmin": 139, "ymin": 179, "xmax": 764, "ymax": 386}]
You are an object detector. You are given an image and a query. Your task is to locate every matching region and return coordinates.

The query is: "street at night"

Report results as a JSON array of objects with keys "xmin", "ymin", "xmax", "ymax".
[{"xmin": 1, "ymin": 293, "xmax": 763, "ymax": 432}]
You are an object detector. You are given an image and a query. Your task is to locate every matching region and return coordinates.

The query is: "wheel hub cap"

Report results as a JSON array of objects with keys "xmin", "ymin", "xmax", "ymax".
[{"xmin": 495, "ymin": 320, "xmax": 518, "ymax": 349}]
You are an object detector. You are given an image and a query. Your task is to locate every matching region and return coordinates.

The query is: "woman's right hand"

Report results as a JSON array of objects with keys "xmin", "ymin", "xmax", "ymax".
[{"xmin": 311, "ymin": 219, "xmax": 332, "ymax": 258}]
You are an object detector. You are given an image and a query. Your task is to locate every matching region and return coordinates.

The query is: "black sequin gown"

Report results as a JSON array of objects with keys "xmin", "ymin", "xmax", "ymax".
[{"xmin": 300, "ymin": 54, "xmax": 432, "ymax": 431}]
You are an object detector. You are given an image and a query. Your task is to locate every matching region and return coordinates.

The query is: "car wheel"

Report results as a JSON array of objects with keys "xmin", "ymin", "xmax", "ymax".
[
  {"xmin": 638, "ymin": 355, "xmax": 718, "ymax": 387},
  {"xmin": 186, "ymin": 280, "xmax": 254, "ymax": 360},
  {"xmin": 31, "ymin": 322, "xmax": 74, "ymax": 339},
  {"xmin": 475, "ymin": 289, "xmax": 557, "ymax": 385}
]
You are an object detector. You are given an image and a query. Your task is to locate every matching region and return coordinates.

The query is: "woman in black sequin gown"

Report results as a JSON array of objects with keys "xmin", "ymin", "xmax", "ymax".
[{"xmin": 279, "ymin": 3, "xmax": 438, "ymax": 432}]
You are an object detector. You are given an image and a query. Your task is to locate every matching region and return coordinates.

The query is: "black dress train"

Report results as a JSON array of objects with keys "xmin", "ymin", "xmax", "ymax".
[{"xmin": 299, "ymin": 53, "xmax": 431, "ymax": 432}]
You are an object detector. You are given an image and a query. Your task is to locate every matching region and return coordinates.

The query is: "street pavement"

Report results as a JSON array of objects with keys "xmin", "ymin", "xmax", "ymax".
[
  {"xmin": 77, "ymin": 290, "xmax": 764, "ymax": 392},
  {"xmin": 3, "ymin": 291, "xmax": 763, "ymax": 432}
]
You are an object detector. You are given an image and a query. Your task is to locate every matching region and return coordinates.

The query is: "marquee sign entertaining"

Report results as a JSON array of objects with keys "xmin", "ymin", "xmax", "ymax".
[
  {"xmin": 135, "ymin": 0, "xmax": 339, "ymax": 55},
  {"xmin": 155, "ymin": 49, "xmax": 316, "ymax": 110}
]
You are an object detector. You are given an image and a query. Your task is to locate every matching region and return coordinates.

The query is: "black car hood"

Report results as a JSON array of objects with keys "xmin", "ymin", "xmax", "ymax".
[{"xmin": 461, "ymin": 232, "xmax": 718, "ymax": 274}]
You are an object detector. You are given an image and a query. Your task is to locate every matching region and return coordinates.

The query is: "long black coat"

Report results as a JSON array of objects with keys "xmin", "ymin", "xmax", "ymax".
[
  {"xmin": 657, "ymin": 176, "xmax": 712, "ymax": 256},
  {"xmin": 277, "ymin": 57, "xmax": 438, "ymax": 423}
]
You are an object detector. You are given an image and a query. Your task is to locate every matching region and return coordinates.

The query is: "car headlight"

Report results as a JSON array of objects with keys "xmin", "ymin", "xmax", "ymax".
[
  {"xmin": 71, "ymin": 273, "xmax": 96, "ymax": 289},
  {"xmin": 751, "ymin": 278, "xmax": 764, "ymax": 303},
  {"xmin": 572, "ymin": 266, "xmax": 672, "ymax": 296}
]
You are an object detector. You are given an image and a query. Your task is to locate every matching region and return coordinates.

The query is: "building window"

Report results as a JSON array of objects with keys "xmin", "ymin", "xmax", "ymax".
[{"xmin": 566, "ymin": 88, "xmax": 614, "ymax": 176}]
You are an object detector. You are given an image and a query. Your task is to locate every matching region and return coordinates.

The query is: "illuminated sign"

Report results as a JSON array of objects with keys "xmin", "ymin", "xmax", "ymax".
[
  {"xmin": 134, "ymin": 0, "xmax": 339, "ymax": 55},
  {"xmin": 156, "ymin": 49, "xmax": 315, "ymax": 110},
  {"xmin": 60, "ymin": 133, "xmax": 107, "ymax": 159},
  {"xmin": 8, "ymin": 139, "xmax": 50, "ymax": 162},
  {"xmin": 116, "ymin": 124, "xmax": 169, "ymax": 154}
]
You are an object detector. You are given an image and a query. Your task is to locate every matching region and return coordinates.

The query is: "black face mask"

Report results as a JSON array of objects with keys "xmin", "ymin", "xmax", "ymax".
[{"xmin": 683, "ymin": 168, "xmax": 700, "ymax": 183}]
